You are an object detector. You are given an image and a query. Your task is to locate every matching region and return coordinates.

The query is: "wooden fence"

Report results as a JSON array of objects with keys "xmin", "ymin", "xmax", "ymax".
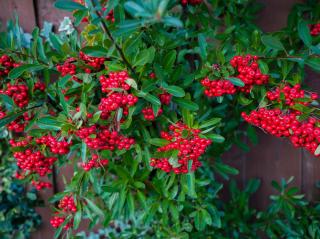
[{"xmin": 1, "ymin": 0, "xmax": 319, "ymax": 238}]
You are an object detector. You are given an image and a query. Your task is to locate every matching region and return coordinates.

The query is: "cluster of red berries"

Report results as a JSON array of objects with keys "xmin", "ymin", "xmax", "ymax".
[
  {"xmin": 159, "ymin": 92, "xmax": 172, "ymax": 105},
  {"xmin": 98, "ymin": 71, "xmax": 138, "ymax": 115},
  {"xmin": 242, "ymin": 108, "xmax": 320, "ymax": 157},
  {"xmin": 34, "ymin": 82, "xmax": 46, "ymax": 92},
  {"xmin": 79, "ymin": 52, "xmax": 105, "ymax": 70},
  {"xmin": 181, "ymin": 0, "xmax": 202, "ymax": 5},
  {"xmin": 50, "ymin": 195, "xmax": 76, "ymax": 229},
  {"xmin": 77, "ymin": 125, "xmax": 135, "ymax": 151},
  {"xmin": 99, "ymin": 93, "xmax": 138, "ymax": 114},
  {"xmin": 7, "ymin": 112, "xmax": 32, "ymax": 133},
  {"xmin": 150, "ymin": 123, "xmax": 211, "ymax": 174},
  {"xmin": 9, "ymin": 136, "xmax": 33, "ymax": 147},
  {"xmin": 57, "ymin": 58, "xmax": 77, "ymax": 76},
  {"xmin": 32, "ymin": 180, "xmax": 52, "ymax": 190},
  {"xmin": 14, "ymin": 150, "xmax": 57, "ymax": 177},
  {"xmin": 81, "ymin": 154, "xmax": 109, "ymax": 171},
  {"xmin": 35, "ymin": 135, "xmax": 71, "ymax": 155},
  {"xmin": 0, "ymin": 55, "xmax": 19, "ymax": 76},
  {"xmin": 310, "ymin": 23, "xmax": 320, "ymax": 36},
  {"xmin": 75, "ymin": 0, "xmax": 115, "ymax": 23},
  {"xmin": 100, "ymin": 71, "xmax": 131, "ymax": 93},
  {"xmin": 230, "ymin": 55, "xmax": 269, "ymax": 93},
  {"xmin": 201, "ymin": 78, "xmax": 237, "ymax": 97},
  {"xmin": 0, "ymin": 83, "xmax": 29, "ymax": 108},
  {"xmin": 142, "ymin": 107, "xmax": 163, "ymax": 121},
  {"xmin": 266, "ymin": 84, "xmax": 318, "ymax": 106}
]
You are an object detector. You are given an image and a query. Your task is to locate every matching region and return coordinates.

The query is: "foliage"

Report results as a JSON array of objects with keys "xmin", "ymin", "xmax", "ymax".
[
  {"xmin": 0, "ymin": 0, "xmax": 319, "ymax": 238},
  {"xmin": 0, "ymin": 141, "xmax": 42, "ymax": 239}
]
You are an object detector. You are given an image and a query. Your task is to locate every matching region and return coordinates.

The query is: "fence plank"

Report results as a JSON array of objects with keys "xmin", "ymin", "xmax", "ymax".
[{"xmin": 0, "ymin": 0, "xmax": 36, "ymax": 32}]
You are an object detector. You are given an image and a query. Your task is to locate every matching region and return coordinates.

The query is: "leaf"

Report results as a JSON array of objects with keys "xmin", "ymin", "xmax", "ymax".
[
  {"xmin": 81, "ymin": 46, "xmax": 108, "ymax": 57},
  {"xmin": 54, "ymin": 0, "xmax": 87, "ymax": 11},
  {"xmin": 315, "ymin": 145, "xmax": 320, "ymax": 156},
  {"xmin": 138, "ymin": 92, "xmax": 161, "ymax": 106},
  {"xmin": 162, "ymin": 16, "xmax": 183, "ymax": 28},
  {"xmin": 125, "ymin": 78, "xmax": 138, "ymax": 90},
  {"xmin": 9, "ymin": 64, "xmax": 45, "ymax": 79},
  {"xmin": 85, "ymin": 198, "xmax": 104, "ymax": 217},
  {"xmin": 298, "ymin": 20, "xmax": 312, "ymax": 47},
  {"xmin": 198, "ymin": 33, "xmax": 207, "ymax": 59},
  {"xmin": 226, "ymin": 77, "xmax": 245, "ymax": 87},
  {"xmin": 261, "ymin": 35, "xmax": 285, "ymax": 50},
  {"xmin": 247, "ymin": 125, "xmax": 258, "ymax": 145},
  {"xmin": 37, "ymin": 116, "xmax": 62, "ymax": 131},
  {"xmin": 214, "ymin": 162, "xmax": 239, "ymax": 176},
  {"xmin": 199, "ymin": 118, "xmax": 221, "ymax": 129},
  {"xmin": 205, "ymin": 134, "xmax": 225, "ymax": 143},
  {"xmin": 306, "ymin": 58, "xmax": 320, "ymax": 72},
  {"xmin": 163, "ymin": 50, "xmax": 177, "ymax": 70},
  {"xmin": 0, "ymin": 94, "xmax": 16, "ymax": 109},
  {"xmin": 0, "ymin": 111, "xmax": 24, "ymax": 128},
  {"xmin": 173, "ymin": 98, "xmax": 199, "ymax": 111},
  {"xmin": 73, "ymin": 210, "xmax": 82, "ymax": 229},
  {"xmin": 124, "ymin": 1, "xmax": 147, "ymax": 17},
  {"xmin": 163, "ymin": 85, "xmax": 185, "ymax": 97},
  {"xmin": 133, "ymin": 47, "xmax": 155, "ymax": 67},
  {"xmin": 186, "ymin": 161, "xmax": 197, "ymax": 198},
  {"xmin": 149, "ymin": 138, "xmax": 169, "ymax": 146}
]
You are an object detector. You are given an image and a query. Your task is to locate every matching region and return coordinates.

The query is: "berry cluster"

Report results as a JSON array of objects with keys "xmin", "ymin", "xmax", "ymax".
[
  {"xmin": 32, "ymin": 180, "xmax": 53, "ymax": 191},
  {"xmin": 142, "ymin": 107, "xmax": 163, "ymax": 121},
  {"xmin": 50, "ymin": 195, "xmax": 76, "ymax": 229},
  {"xmin": 77, "ymin": 125, "xmax": 135, "ymax": 151},
  {"xmin": 0, "ymin": 55, "xmax": 19, "ymax": 76},
  {"xmin": 181, "ymin": 0, "xmax": 202, "ymax": 5},
  {"xmin": 100, "ymin": 71, "xmax": 131, "ymax": 93},
  {"xmin": 230, "ymin": 55, "xmax": 269, "ymax": 93},
  {"xmin": 7, "ymin": 112, "xmax": 32, "ymax": 133},
  {"xmin": 201, "ymin": 78, "xmax": 237, "ymax": 97},
  {"xmin": 81, "ymin": 154, "xmax": 109, "ymax": 171},
  {"xmin": 9, "ymin": 136, "xmax": 33, "ymax": 147},
  {"xmin": 310, "ymin": 23, "xmax": 320, "ymax": 36},
  {"xmin": 159, "ymin": 92, "xmax": 172, "ymax": 105},
  {"xmin": 35, "ymin": 135, "xmax": 71, "ymax": 155},
  {"xmin": 98, "ymin": 93, "xmax": 138, "ymax": 114},
  {"xmin": 34, "ymin": 82, "xmax": 46, "ymax": 92},
  {"xmin": 14, "ymin": 150, "xmax": 57, "ymax": 177},
  {"xmin": 79, "ymin": 51, "xmax": 105, "ymax": 70},
  {"xmin": 57, "ymin": 58, "xmax": 77, "ymax": 76},
  {"xmin": 266, "ymin": 84, "xmax": 318, "ymax": 106},
  {"xmin": 98, "ymin": 71, "xmax": 138, "ymax": 115},
  {"xmin": 150, "ymin": 123, "xmax": 211, "ymax": 174},
  {"xmin": 0, "ymin": 83, "xmax": 29, "ymax": 108},
  {"xmin": 242, "ymin": 108, "xmax": 320, "ymax": 157}
]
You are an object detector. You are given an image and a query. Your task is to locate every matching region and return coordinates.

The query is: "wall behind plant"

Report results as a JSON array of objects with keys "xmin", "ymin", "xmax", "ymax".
[{"xmin": 0, "ymin": 0, "xmax": 319, "ymax": 238}]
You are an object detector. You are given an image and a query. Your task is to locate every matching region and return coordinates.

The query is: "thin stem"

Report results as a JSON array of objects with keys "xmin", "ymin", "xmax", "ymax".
[{"xmin": 92, "ymin": 4, "xmax": 137, "ymax": 76}]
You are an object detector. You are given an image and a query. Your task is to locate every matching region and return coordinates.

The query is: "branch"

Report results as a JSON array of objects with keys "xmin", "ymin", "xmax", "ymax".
[{"xmin": 93, "ymin": 6, "xmax": 137, "ymax": 76}]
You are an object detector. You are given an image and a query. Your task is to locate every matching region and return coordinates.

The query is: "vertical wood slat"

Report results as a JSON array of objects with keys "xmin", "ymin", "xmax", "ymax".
[{"xmin": 0, "ymin": 0, "xmax": 36, "ymax": 33}]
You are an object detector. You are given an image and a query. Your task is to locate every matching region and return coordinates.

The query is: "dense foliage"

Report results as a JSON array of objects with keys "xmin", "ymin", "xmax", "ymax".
[{"xmin": 0, "ymin": 0, "xmax": 320, "ymax": 238}]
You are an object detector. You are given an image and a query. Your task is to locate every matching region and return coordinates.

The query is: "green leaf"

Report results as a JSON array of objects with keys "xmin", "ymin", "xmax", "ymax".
[
  {"xmin": 162, "ymin": 16, "xmax": 183, "ymax": 28},
  {"xmin": 199, "ymin": 118, "xmax": 221, "ymax": 129},
  {"xmin": 298, "ymin": 20, "xmax": 312, "ymax": 47},
  {"xmin": 73, "ymin": 210, "xmax": 82, "ymax": 229},
  {"xmin": 0, "ymin": 111, "xmax": 24, "ymax": 128},
  {"xmin": 306, "ymin": 58, "xmax": 320, "ymax": 72},
  {"xmin": 149, "ymin": 138, "xmax": 169, "ymax": 146},
  {"xmin": 0, "ymin": 94, "xmax": 16, "ymax": 109},
  {"xmin": 54, "ymin": 0, "xmax": 87, "ymax": 11},
  {"xmin": 186, "ymin": 161, "xmax": 197, "ymax": 198},
  {"xmin": 205, "ymin": 134, "xmax": 225, "ymax": 143},
  {"xmin": 163, "ymin": 50, "xmax": 177, "ymax": 70},
  {"xmin": 137, "ymin": 92, "xmax": 161, "ymax": 106},
  {"xmin": 173, "ymin": 98, "xmax": 199, "ymax": 111},
  {"xmin": 37, "ymin": 116, "xmax": 62, "ymax": 131},
  {"xmin": 261, "ymin": 35, "xmax": 285, "ymax": 50},
  {"xmin": 9, "ymin": 64, "xmax": 45, "ymax": 79},
  {"xmin": 226, "ymin": 77, "xmax": 245, "ymax": 87},
  {"xmin": 85, "ymin": 198, "xmax": 104, "ymax": 217},
  {"xmin": 315, "ymin": 145, "xmax": 320, "ymax": 156},
  {"xmin": 81, "ymin": 46, "xmax": 108, "ymax": 57},
  {"xmin": 124, "ymin": 2, "xmax": 148, "ymax": 17},
  {"xmin": 133, "ymin": 47, "xmax": 155, "ymax": 67},
  {"xmin": 163, "ymin": 85, "xmax": 185, "ymax": 97},
  {"xmin": 198, "ymin": 33, "xmax": 207, "ymax": 59}
]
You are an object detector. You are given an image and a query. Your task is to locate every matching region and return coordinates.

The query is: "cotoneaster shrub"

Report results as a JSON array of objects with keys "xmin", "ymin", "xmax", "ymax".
[{"xmin": 0, "ymin": 0, "xmax": 319, "ymax": 238}]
